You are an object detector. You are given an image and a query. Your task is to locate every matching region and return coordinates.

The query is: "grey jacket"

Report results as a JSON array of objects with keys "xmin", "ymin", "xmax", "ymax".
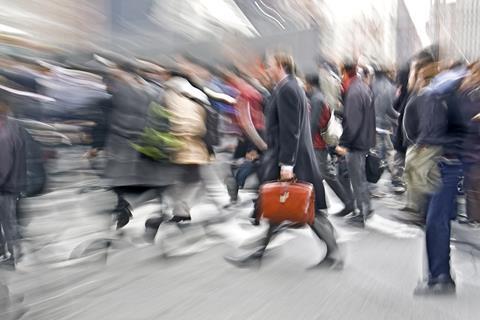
[
  {"xmin": 339, "ymin": 78, "xmax": 376, "ymax": 151},
  {"xmin": 371, "ymin": 75, "xmax": 398, "ymax": 131}
]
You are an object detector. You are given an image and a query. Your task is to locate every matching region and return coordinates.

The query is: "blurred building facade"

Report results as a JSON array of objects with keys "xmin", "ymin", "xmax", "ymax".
[
  {"xmin": 429, "ymin": 0, "xmax": 480, "ymax": 62},
  {"xmin": 396, "ymin": 0, "xmax": 423, "ymax": 66},
  {"xmin": 2, "ymin": 0, "xmax": 466, "ymax": 70}
]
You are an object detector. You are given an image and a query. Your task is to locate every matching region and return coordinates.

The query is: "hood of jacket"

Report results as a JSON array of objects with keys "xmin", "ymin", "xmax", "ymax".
[{"xmin": 165, "ymin": 76, "xmax": 210, "ymax": 106}]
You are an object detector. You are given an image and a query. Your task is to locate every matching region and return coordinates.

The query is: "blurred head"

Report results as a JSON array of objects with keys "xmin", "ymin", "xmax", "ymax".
[
  {"xmin": 408, "ymin": 51, "xmax": 436, "ymax": 92},
  {"xmin": 343, "ymin": 61, "xmax": 357, "ymax": 78},
  {"xmin": 266, "ymin": 52, "xmax": 295, "ymax": 84},
  {"xmin": 304, "ymin": 73, "xmax": 320, "ymax": 94},
  {"xmin": 408, "ymin": 56, "xmax": 438, "ymax": 92},
  {"xmin": 460, "ymin": 61, "xmax": 480, "ymax": 92}
]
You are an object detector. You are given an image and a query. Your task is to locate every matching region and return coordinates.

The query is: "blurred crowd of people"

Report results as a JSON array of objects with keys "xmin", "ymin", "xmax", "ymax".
[{"xmin": 1, "ymin": 44, "xmax": 479, "ymax": 299}]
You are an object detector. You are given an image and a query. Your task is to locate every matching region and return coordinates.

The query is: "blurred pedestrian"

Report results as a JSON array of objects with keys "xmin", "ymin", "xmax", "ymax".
[
  {"xmin": 370, "ymin": 65, "xmax": 398, "ymax": 197},
  {"xmin": 336, "ymin": 61, "xmax": 376, "ymax": 227},
  {"xmin": 457, "ymin": 62, "xmax": 480, "ymax": 224},
  {"xmin": 414, "ymin": 62, "xmax": 469, "ymax": 295},
  {"xmin": 402, "ymin": 59, "xmax": 440, "ymax": 225},
  {"xmin": 305, "ymin": 73, "xmax": 354, "ymax": 215},
  {"xmin": 0, "ymin": 95, "xmax": 26, "ymax": 267},
  {"xmin": 225, "ymin": 53, "xmax": 343, "ymax": 269}
]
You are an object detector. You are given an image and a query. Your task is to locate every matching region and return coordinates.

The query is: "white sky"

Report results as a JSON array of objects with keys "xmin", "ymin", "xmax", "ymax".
[{"xmin": 326, "ymin": 0, "xmax": 432, "ymax": 45}]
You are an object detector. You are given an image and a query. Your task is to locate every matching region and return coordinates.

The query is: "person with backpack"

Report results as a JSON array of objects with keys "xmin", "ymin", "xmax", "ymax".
[
  {"xmin": 305, "ymin": 73, "xmax": 354, "ymax": 216},
  {"xmin": 414, "ymin": 62, "xmax": 470, "ymax": 295},
  {"xmin": 401, "ymin": 59, "xmax": 440, "ymax": 226}
]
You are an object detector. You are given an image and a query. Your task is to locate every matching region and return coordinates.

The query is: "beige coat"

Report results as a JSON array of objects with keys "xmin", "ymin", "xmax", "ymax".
[{"xmin": 164, "ymin": 78, "xmax": 210, "ymax": 164}]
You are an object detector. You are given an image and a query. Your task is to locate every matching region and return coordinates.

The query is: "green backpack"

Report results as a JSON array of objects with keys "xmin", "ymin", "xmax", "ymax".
[{"xmin": 131, "ymin": 101, "xmax": 183, "ymax": 161}]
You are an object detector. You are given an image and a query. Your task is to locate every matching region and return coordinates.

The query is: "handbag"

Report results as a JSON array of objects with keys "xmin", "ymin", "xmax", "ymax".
[
  {"xmin": 321, "ymin": 109, "xmax": 343, "ymax": 146},
  {"xmin": 365, "ymin": 151, "xmax": 385, "ymax": 183},
  {"xmin": 257, "ymin": 179, "xmax": 315, "ymax": 225}
]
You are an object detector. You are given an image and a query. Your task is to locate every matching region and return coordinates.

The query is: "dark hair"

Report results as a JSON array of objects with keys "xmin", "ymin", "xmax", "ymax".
[
  {"xmin": 305, "ymin": 73, "xmax": 320, "ymax": 88},
  {"xmin": 344, "ymin": 63, "xmax": 357, "ymax": 72}
]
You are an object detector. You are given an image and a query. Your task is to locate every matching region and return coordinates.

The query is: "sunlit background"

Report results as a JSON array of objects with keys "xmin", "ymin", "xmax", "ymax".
[
  {"xmin": 1, "ymin": 1, "xmax": 480, "ymax": 319},
  {"xmin": 0, "ymin": 0, "xmax": 478, "ymax": 69}
]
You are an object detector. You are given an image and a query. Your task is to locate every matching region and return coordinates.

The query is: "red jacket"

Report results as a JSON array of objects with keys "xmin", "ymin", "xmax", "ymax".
[
  {"xmin": 312, "ymin": 104, "xmax": 331, "ymax": 150},
  {"xmin": 228, "ymin": 78, "xmax": 265, "ymax": 131}
]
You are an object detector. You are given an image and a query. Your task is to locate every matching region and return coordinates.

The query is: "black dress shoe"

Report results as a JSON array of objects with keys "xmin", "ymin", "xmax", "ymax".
[
  {"xmin": 414, "ymin": 277, "xmax": 456, "ymax": 296},
  {"xmin": 144, "ymin": 216, "xmax": 165, "ymax": 243},
  {"xmin": 116, "ymin": 207, "xmax": 133, "ymax": 229},
  {"xmin": 145, "ymin": 216, "xmax": 164, "ymax": 230},
  {"xmin": 0, "ymin": 255, "xmax": 15, "ymax": 270},
  {"xmin": 115, "ymin": 198, "xmax": 133, "ymax": 229},
  {"xmin": 346, "ymin": 213, "xmax": 365, "ymax": 227},
  {"xmin": 169, "ymin": 215, "xmax": 192, "ymax": 223},
  {"xmin": 308, "ymin": 256, "xmax": 344, "ymax": 271}
]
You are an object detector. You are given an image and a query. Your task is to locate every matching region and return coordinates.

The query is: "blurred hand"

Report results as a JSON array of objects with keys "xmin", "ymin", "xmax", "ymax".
[
  {"xmin": 280, "ymin": 166, "xmax": 294, "ymax": 181},
  {"xmin": 83, "ymin": 148, "xmax": 98, "ymax": 159},
  {"xmin": 473, "ymin": 113, "xmax": 480, "ymax": 122},
  {"xmin": 336, "ymin": 146, "xmax": 348, "ymax": 156},
  {"xmin": 245, "ymin": 150, "xmax": 259, "ymax": 161}
]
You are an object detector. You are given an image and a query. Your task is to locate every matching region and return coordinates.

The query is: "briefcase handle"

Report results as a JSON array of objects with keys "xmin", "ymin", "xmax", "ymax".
[{"xmin": 278, "ymin": 174, "xmax": 297, "ymax": 183}]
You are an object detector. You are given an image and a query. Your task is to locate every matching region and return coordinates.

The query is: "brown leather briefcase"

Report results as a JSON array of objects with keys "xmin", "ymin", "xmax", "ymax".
[{"xmin": 257, "ymin": 180, "xmax": 315, "ymax": 225}]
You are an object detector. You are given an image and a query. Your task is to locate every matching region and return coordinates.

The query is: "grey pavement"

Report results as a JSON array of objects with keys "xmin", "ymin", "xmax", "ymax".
[{"xmin": 1, "ymin": 147, "xmax": 480, "ymax": 320}]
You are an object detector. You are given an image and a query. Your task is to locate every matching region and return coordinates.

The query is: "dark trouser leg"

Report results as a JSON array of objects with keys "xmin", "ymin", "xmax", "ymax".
[
  {"xmin": 464, "ymin": 162, "xmax": 480, "ymax": 223},
  {"xmin": 392, "ymin": 151, "xmax": 406, "ymax": 187},
  {"xmin": 225, "ymin": 222, "xmax": 279, "ymax": 267},
  {"xmin": 0, "ymin": 195, "xmax": 17, "ymax": 256},
  {"xmin": 0, "ymin": 225, "xmax": 5, "ymax": 256},
  {"xmin": 337, "ymin": 156, "xmax": 355, "ymax": 206},
  {"xmin": 384, "ymin": 134, "xmax": 395, "ymax": 174},
  {"xmin": 112, "ymin": 188, "xmax": 133, "ymax": 229},
  {"xmin": 346, "ymin": 151, "xmax": 371, "ymax": 215},
  {"xmin": 375, "ymin": 133, "xmax": 387, "ymax": 162},
  {"xmin": 316, "ymin": 150, "xmax": 353, "ymax": 208},
  {"xmin": 310, "ymin": 213, "xmax": 339, "ymax": 257},
  {"xmin": 425, "ymin": 162, "xmax": 462, "ymax": 281},
  {"xmin": 252, "ymin": 223, "xmax": 279, "ymax": 258}
]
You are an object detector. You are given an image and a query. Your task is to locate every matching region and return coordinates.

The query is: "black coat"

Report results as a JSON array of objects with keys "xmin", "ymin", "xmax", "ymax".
[
  {"xmin": 260, "ymin": 75, "xmax": 327, "ymax": 210},
  {"xmin": 103, "ymin": 77, "xmax": 183, "ymax": 187},
  {"xmin": 0, "ymin": 118, "xmax": 26, "ymax": 194},
  {"xmin": 339, "ymin": 78, "xmax": 376, "ymax": 151}
]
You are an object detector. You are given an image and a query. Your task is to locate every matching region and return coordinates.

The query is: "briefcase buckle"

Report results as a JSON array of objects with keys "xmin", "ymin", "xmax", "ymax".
[{"xmin": 279, "ymin": 191, "xmax": 289, "ymax": 203}]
